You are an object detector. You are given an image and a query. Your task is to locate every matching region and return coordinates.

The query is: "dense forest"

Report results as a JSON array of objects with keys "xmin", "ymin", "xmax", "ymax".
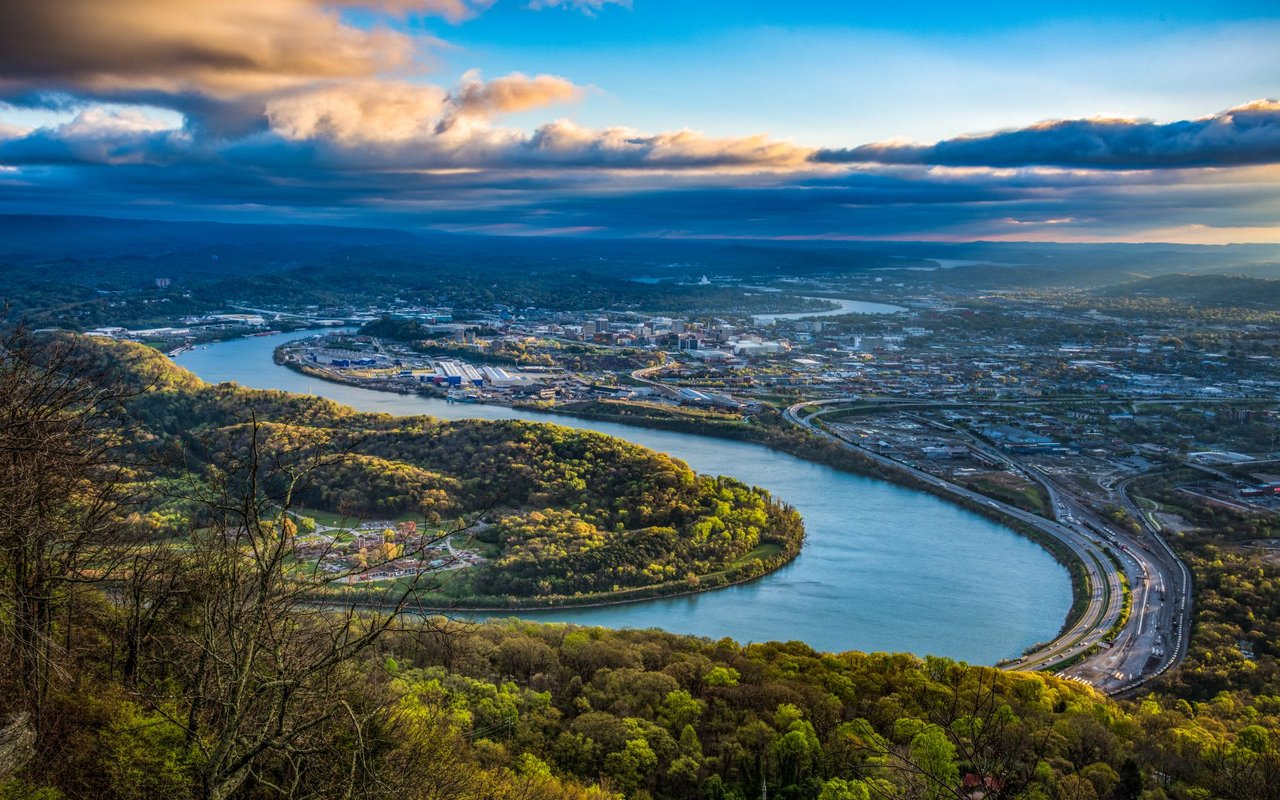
[
  {"xmin": 92, "ymin": 336, "xmax": 805, "ymax": 604},
  {"xmin": 6, "ymin": 590, "xmax": 1280, "ymax": 800},
  {"xmin": 11, "ymin": 267, "xmax": 830, "ymax": 332},
  {"xmin": 0, "ymin": 217, "xmax": 835, "ymax": 330},
  {"xmin": 355, "ymin": 319, "xmax": 663, "ymax": 376}
]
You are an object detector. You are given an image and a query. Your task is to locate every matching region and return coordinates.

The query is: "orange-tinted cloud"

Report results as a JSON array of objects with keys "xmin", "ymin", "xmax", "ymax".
[
  {"xmin": 3, "ymin": 107, "xmax": 1277, "ymax": 245},
  {"xmin": 262, "ymin": 72, "xmax": 584, "ymax": 146},
  {"xmin": 252, "ymin": 72, "xmax": 815, "ymax": 172},
  {"xmin": 1, "ymin": 2, "xmax": 1272, "ymax": 244},
  {"xmin": 526, "ymin": 120, "xmax": 813, "ymax": 168},
  {"xmin": 266, "ymin": 82, "xmax": 451, "ymax": 143},
  {"xmin": 452, "ymin": 70, "xmax": 584, "ymax": 117},
  {"xmin": 0, "ymin": 95, "xmax": 813, "ymax": 173}
]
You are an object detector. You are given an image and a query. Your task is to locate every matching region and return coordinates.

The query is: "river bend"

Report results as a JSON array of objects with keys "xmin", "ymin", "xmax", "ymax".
[{"xmin": 176, "ymin": 332, "xmax": 1070, "ymax": 664}]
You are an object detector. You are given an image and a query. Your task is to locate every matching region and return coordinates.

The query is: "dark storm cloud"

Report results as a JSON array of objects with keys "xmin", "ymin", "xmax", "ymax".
[
  {"xmin": 0, "ymin": 1, "xmax": 487, "ymax": 102},
  {"xmin": 815, "ymin": 101, "xmax": 1280, "ymax": 169},
  {"xmin": 2, "ymin": 150, "xmax": 1273, "ymax": 242},
  {"xmin": 0, "ymin": 109, "xmax": 196, "ymax": 166}
]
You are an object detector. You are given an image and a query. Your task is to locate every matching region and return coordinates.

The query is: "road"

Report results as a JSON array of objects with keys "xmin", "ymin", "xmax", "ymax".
[
  {"xmin": 630, "ymin": 363, "xmax": 680, "ymax": 398},
  {"xmin": 1102, "ymin": 476, "xmax": 1194, "ymax": 694},
  {"xmin": 1015, "ymin": 466, "xmax": 1190, "ymax": 694},
  {"xmin": 784, "ymin": 399, "xmax": 1192, "ymax": 694},
  {"xmin": 785, "ymin": 401, "xmax": 1124, "ymax": 677},
  {"xmin": 804, "ymin": 395, "xmax": 1258, "ymax": 409}
]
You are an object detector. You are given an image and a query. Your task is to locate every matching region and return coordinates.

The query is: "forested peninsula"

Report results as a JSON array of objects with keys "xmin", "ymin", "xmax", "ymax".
[{"xmin": 95, "ymin": 337, "xmax": 805, "ymax": 608}]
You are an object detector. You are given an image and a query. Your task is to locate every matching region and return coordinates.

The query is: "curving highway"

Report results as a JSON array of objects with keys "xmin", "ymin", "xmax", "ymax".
[
  {"xmin": 784, "ymin": 399, "xmax": 1192, "ymax": 694},
  {"xmin": 1099, "ymin": 476, "xmax": 1193, "ymax": 695}
]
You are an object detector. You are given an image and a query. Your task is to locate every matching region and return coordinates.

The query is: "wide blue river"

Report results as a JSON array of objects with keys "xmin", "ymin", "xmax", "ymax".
[{"xmin": 177, "ymin": 331, "xmax": 1070, "ymax": 664}]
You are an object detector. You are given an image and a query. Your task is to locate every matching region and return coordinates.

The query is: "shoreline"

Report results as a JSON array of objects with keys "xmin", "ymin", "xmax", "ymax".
[
  {"xmin": 272, "ymin": 345, "xmax": 1086, "ymax": 648},
  {"xmin": 316, "ymin": 542, "xmax": 801, "ymax": 614},
  {"xmin": 531, "ymin": 401, "xmax": 1090, "ymax": 643}
]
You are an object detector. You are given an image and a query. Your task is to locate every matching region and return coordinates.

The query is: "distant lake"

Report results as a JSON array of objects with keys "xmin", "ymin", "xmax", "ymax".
[
  {"xmin": 752, "ymin": 296, "xmax": 905, "ymax": 324},
  {"xmin": 874, "ymin": 258, "xmax": 1023, "ymax": 272},
  {"xmin": 176, "ymin": 332, "xmax": 1069, "ymax": 663}
]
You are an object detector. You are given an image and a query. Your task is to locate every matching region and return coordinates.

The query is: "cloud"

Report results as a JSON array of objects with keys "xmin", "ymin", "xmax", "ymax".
[
  {"xmin": 451, "ymin": 70, "xmax": 584, "ymax": 117},
  {"xmin": 815, "ymin": 100, "xmax": 1280, "ymax": 169},
  {"xmin": 374, "ymin": 0, "xmax": 497, "ymax": 22},
  {"xmin": 265, "ymin": 82, "xmax": 451, "ymax": 144},
  {"xmin": 0, "ymin": 3, "xmax": 583, "ymax": 139},
  {"xmin": 0, "ymin": 0, "xmax": 1274, "ymax": 252},
  {"xmin": 2, "ymin": 137, "xmax": 1277, "ymax": 244},
  {"xmin": 0, "ymin": 92, "xmax": 810, "ymax": 178},
  {"xmin": 61, "ymin": 107, "xmax": 179, "ymax": 138},
  {"xmin": 0, "ymin": 118, "xmax": 29, "ymax": 141},
  {"xmin": 0, "ymin": 107, "xmax": 191, "ymax": 166},
  {"xmin": 238, "ymin": 115, "xmax": 811, "ymax": 171},
  {"xmin": 525, "ymin": 0, "xmax": 631, "ymax": 14},
  {"xmin": 0, "ymin": 0, "xmax": 487, "ymax": 103},
  {"xmin": 517, "ymin": 120, "xmax": 812, "ymax": 169},
  {"xmin": 9, "ymin": 155, "xmax": 1275, "ymax": 244},
  {"xmin": 467, "ymin": 166, "xmax": 1280, "ymax": 242},
  {"xmin": 262, "ymin": 72, "xmax": 585, "ymax": 147}
]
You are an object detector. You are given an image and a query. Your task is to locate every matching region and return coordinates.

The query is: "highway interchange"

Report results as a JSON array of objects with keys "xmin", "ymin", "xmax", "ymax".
[{"xmin": 783, "ymin": 399, "xmax": 1194, "ymax": 696}]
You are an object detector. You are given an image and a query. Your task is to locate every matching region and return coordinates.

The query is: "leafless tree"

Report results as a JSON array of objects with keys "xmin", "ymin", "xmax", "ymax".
[
  {"xmin": 1204, "ymin": 743, "xmax": 1280, "ymax": 800},
  {"xmin": 914, "ymin": 663, "xmax": 1053, "ymax": 798},
  {"xmin": 0, "ymin": 325, "xmax": 138, "ymax": 737},
  {"xmin": 118, "ymin": 545, "xmax": 189, "ymax": 688},
  {"xmin": 160, "ymin": 414, "xmax": 466, "ymax": 800}
]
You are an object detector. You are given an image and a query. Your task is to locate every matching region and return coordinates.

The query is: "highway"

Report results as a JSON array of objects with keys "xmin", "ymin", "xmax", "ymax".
[
  {"xmin": 1101, "ymin": 476, "xmax": 1194, "ymax": 694},
  {"xmin": 630, "ymin": 363, "xmax": 680, "ymax": 398},
  {"xmin": 783, "ymin": 399, "xmax": 1193, "ymax": 694}
]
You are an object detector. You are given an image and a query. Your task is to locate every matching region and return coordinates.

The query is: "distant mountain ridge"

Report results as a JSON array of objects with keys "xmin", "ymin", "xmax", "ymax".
[
  {"xmin": 1098, "ymin": 272, "xmax": 1280, "ymax": 309},
  {"xmin": 0, "ymin": 214, "xmax": 424, "ymax": 260},
  {"xmin": 1, "ymin": 214, "xmax": 1279, "ymax": 311}
]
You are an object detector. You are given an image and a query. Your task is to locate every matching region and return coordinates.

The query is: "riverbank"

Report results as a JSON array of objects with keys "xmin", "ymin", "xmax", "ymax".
[
  {"xmin": 274, "ymin": 351, "xmax": 808, "ymax": 611},
  {"xmin": 274, "ymin": 349, "xmax": 1088, "ymax": 640},
  {"xmin": 314, "ymin": 538, "xmax": 802, "ymax": 612},
  {"xmin": 545, "ymin": 400, "xmax": 1091, "ymax": 641},
  {"xmin": 178, "ymin": 332, "xmax": 1072, "ymax": 663}
]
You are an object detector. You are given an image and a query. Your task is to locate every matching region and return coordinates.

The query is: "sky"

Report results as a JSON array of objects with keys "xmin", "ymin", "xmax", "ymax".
[{"xmin": 0, "ymin": 1, "xmax": 1277, "ymax": 243}]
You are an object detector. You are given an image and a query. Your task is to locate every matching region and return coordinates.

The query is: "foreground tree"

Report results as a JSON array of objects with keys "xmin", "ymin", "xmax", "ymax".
[
  {"xmin": 0, "ymin": 326, "xmax": 135, "ymax": 738},
  {"xmin": 833, "ymin": 659, "xmax": 1051, "ymax": 800},
  {"xmin": 161, "ymin": 416, "xmax": 461, "ymax": 800}
]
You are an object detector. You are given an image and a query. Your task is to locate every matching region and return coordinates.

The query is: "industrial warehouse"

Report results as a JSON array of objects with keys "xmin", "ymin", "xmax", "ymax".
[{"xmin": 286, "ymin": 334, "xmax": 556, "ymax": 404}]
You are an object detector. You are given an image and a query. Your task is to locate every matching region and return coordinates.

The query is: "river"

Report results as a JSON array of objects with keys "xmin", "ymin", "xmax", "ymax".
[
  {"xmin": 176, "ymin": 331, "xmax": 1070, "ymax": 664},
  {"xmin": 751, "ymin": 296, "xmax": 905, "ymax": 324}
]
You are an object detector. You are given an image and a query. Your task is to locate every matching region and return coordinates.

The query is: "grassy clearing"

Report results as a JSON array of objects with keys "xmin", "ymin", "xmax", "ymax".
[
  {"xmin": 720, "ymin": 542, "xmax": 784, "ymax": 573},
  {"xmin": 960, "ymin": 474, "xmax": 1051, "ymax": 516},
  {"xmin": 598, "ymin": 398, "xmax": 741, "ymax": 420}
]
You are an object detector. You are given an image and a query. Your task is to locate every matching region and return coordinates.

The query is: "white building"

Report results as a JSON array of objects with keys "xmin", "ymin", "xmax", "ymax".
[{"xmin": 728, "ymin": 338, "xmax": 787, "ymax": 357}]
